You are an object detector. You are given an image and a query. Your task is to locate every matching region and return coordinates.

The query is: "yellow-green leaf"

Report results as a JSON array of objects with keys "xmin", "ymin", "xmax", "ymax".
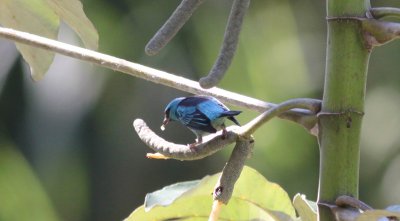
[
  {"xmin": 293, "ymin": 194, "xmax": 317, "ymax": 221},
  {"xmin": 125, "ymin": 166, "xmax": 296, "ymax": 221},
  {"xmin": 0, "ymin": 0, "xmax": 98, "ymax": 80},
  {"xmin": 44, "ymin": 0, "xmax": 98, "ymax": 50},
  {"xmin": 0, "ymin": 0, "xmax": 59, "ymax": 80}
]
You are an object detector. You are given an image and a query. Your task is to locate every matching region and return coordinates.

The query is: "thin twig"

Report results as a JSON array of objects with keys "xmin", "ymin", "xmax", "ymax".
[
  {"xmin": 208, "ymin": 201, "xmax": 223, "ymax": 221},
  {"xmin": 238, "ymin": 98, "xmax": 321, "ymax": 137},
  {"xmin": 370, "ymin": 7, "xmax": 400, "ymax": 20},
  {"xmin": 133, "ymin": 119, "xmax": 239, "ymax": 160},
  {"xmin": 145, "ymin": 0, "xmax": 205, "ymax": 55},
  {"xmin": 0, "ymin": 27, "xmax": 319, "ymax": 131},
  {"xmin": 199, "ymin": 0, "xmax": 250, "ymax": 89}
]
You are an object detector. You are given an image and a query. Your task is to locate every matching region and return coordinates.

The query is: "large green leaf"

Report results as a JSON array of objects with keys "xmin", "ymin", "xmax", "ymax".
[
  {"xmin": 0, "ymin": 0, "xmax": 98, "ymax": 80},
  {"xmin": 125, "ymin": 166, "xmax": 296, "ymax": 221},
  {"xmin": 0, "ymin": 143, "xmax": 60, "ymax": 221},
  {"xmin": 44, "ymin": 0, "xmax": 98, "ymax": 50},
  {"xmin": 0, "ymin": 0, "xmax": 59, "ymax": 81}
]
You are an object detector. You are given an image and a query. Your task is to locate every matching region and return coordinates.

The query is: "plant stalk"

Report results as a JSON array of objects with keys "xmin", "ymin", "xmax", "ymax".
[{"xmin": 318, "ymin": 0, "xmax": 371, "ymax": 220}]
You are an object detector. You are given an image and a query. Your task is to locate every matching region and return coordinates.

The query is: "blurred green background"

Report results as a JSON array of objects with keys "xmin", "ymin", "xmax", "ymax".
[{"xmin": 1, "ymin": 0, "xmax": 400, "ymax": 220}]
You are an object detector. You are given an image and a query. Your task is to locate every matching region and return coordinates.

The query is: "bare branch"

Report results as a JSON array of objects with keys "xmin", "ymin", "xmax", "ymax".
[
  {"xmin": 0, "ymin": 27, "xmax": 319, "ymax": 131},
  {"xmin": 133, "ymin": 119, "xmax": 239, "ymax": 160},
  {"xmin": 213, "ymin": 138, "xmax": 254, "ymax": 204},
  {"xmin": 362, "ymin": 19, "xmax": 400, "ymax": 48},
  {"xmin": 239, "ymin": 98, "xmax": 321, "ymax": 137},
  {"xmin": 145, "ymin": 0, "xmax": 205, "ymax": 55},
  {"xmin": 199, "ymin": 0, "xmax": 250, "ymax": 89},
  {"xmin": 335, "ymin": 195, "xmax": 373, "ymax": 211},
  {"xmin": 370, "ymin": 7, "xmax": 400, "ymax": 20}
]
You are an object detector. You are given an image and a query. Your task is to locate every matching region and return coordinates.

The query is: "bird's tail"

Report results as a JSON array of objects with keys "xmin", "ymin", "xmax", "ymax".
[{"xmin": 221, "ymin": 111, "xmax": 241, "ymax": 126}]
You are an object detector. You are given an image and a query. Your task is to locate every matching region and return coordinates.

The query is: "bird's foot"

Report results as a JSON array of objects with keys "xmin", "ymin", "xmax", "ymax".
[
  {"xmin": 188, "ymin": 142, "xmax": 201, "ymax": 149},
  {"xmin": 221, "ymin": 128, "xmax": 228, "ymax": 140}
]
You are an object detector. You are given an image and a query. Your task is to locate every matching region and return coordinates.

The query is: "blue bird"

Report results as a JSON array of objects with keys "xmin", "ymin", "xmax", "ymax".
[{"xmin": 161, "ymin": 96, "xmax": 241, "ymax": 147}]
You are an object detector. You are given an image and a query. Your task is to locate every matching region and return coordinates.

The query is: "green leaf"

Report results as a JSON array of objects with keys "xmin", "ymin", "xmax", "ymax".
[
  {"xmin": 144, "ymin": 180, "xmax": 202, "ymax": 212},
  {"xmin": 125, "ymin": 166, "xmax": 296, "ymax": 221},
  {"xmin": 0, "ymin": 0, "xmax": 59, "ymax": 81},
  {"xmin": 44, "ymin": 0, "xmax": 99, "ymax": 50},
  {"xmin": 0, "ymin": 143, "xmax": 60, "ymax": 221},
  {"xmin": 292, "ymin": 194, "xmax": 317, "ymax": 221},
  {"xmin": 0, "ymin": 0, "xmax": 98, "ymax": 80}
]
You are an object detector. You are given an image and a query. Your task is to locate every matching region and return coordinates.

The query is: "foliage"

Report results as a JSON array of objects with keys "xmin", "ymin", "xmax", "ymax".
[
  {"xmin": 126, "ymin": 166, "xmax": 296, "ymax": 221},
  {"xmin": 0, "ymin": 0, "xmax": 97, "ymax": 80}
]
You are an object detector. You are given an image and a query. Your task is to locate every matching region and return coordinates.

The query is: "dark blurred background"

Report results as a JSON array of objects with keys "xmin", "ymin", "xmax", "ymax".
[{"xmin": 1, "ymin": 0, "xmax": 400, "ymax": 220}]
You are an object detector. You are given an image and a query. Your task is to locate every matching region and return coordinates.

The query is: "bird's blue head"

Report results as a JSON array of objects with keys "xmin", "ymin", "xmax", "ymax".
[{"xmin": 161, "ymin": 97, "xmax": 185, "ymax": 130}]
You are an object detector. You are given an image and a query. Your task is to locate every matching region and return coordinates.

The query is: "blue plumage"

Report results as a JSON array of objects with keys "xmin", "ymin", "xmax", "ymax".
[{"xmin": 161, "ymin": 96, "xmax": 241, "ymax": 147}]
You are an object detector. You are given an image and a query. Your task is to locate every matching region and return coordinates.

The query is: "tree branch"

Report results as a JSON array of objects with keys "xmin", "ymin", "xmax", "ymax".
[
  {"xmin": 362, "ymin": 19, "xmax": 400, "ymax": 48},
  {"xmin": 145, "ymin": 0, "xmax": 205, "ymax": 55},
  {"xmin": 0, "ymin": 27, "xmax": 319, "ymax": 131},
  {"xmin": 238, "ymin": 98, "xmax": 321, "ymax": 137},
  {"xmin": 133, "ymin": 119, "xmax": 239, "ymax": 160},
  {"xmin": 370, "ymin": 7, "xmax": 400, "ymax": 20},
  {"xmin": 213, "ymin": 138, "xmax": 253, "ymax": 203},
  {"xmin": 199, "ymin": 0, "xmax": 250, "ymax": 89}
]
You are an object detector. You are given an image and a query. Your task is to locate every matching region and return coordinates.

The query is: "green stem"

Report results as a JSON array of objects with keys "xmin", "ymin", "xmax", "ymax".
[{"xmin": 319, "ymin": 0, "xmax": 371, "ymax": 220}]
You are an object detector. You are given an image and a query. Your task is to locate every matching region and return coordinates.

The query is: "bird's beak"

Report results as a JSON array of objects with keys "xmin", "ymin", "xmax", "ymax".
[{"xmin": 161, "ymin": 115, "xmax": 169, "ymax": 131}]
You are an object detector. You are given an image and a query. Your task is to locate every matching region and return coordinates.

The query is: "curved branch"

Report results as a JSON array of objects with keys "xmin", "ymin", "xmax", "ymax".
[
  {"xmin": 133, "ymin": 119, "xmax": 239, "ymax": 160},
  {"xmin": 199, "ymin": 0, "xmax": 250, "ymax": 89},
  {"xmin": 239, "ymin": 98, "xmax": 321, "ymax": 137},
  {"xmin": 213, "ymin": 138, "xmax": 254, "ymax": 203},
  {"xmin": 362, "ymin": 19, "xmax": 400, "ymax": 48},
  {"xmin": 145, "ymin": 0, "xmax": 205, "ymax": 56},
  {"xmin": 370, "ymin": 7, "xmax": 400, "ymax": 20},
  {"xmin": 335, "ymin": 195, "xmax": 373, "ymax": 211},
  {"xmin": 0, "ymin": 27, "xmax": 319, "ymax": 131}
]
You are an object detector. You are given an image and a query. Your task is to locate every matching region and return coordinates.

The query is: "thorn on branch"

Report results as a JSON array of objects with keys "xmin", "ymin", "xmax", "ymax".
[
  {"xmin": 145, "ymin": 0, "xmax": 205, "ymax": 56},
  {"xmin": 133, "ymin": 119, "xmax": 238, "ymax": 160},
  {"xmin": 199, "ymin": 0, "xmax": 250, "ymax": 89}
]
